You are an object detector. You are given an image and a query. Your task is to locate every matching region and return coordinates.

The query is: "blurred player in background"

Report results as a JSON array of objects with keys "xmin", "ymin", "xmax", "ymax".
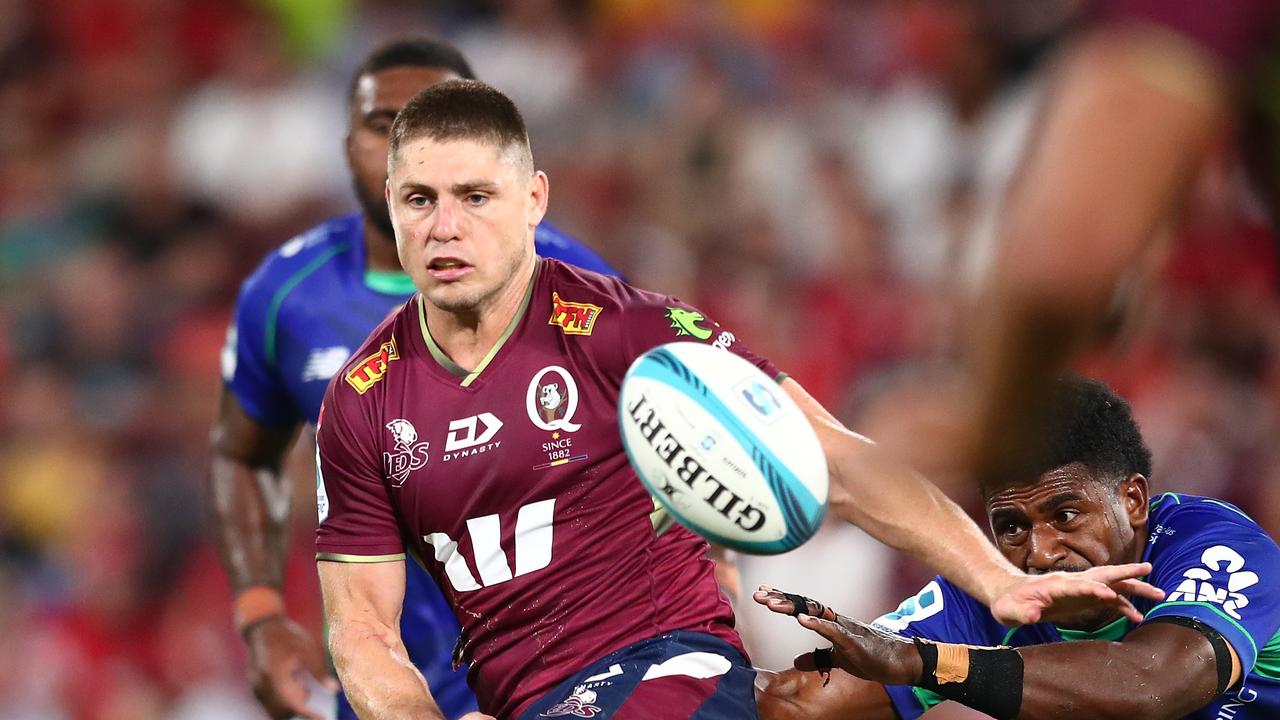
[
  {"xmin": 209, "ymin": 39, "xmax": 617, "ymax": 720},
  {"xmin": 758, "ymin": 376, "xmax": 1280, "ymax": 720},
  {"xmin": 962, "ymin": 1, "xmax": 1280, "ymax": 487},
  {"xmin": 315, "ymin": 78, "xmax": 1159, "ymax": 720}
]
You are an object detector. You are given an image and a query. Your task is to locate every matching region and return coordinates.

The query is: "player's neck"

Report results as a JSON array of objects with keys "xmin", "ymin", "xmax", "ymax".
[
  {"xmin": 424, "ymin": 255, "xmax": 538, "ymax": 372},
  {"xmin": 362, "ymin": 217, "xmax": 403, "ymax": 272}
]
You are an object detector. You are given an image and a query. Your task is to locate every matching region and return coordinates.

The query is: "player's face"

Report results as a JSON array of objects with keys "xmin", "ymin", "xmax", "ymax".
[
  {"xmin": 387, "ymin": 136, "xmax": 547, "ymax": 313},
  {"xmin": 346, "ymin": 66, "xmax": 461, "ymax": 241},
  {"xmin": 986, "ymin": 464, "xmax": 1149, "ymax": 630}
]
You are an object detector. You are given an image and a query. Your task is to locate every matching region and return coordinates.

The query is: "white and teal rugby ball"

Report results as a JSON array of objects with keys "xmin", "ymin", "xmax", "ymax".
[{"xmin": 619, "ymin": 342, "xmax": 828, "ymax": 554}]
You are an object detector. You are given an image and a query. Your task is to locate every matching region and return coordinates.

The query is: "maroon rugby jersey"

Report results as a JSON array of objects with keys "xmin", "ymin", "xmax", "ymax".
[{"xmin": 315, "ymin": 258, "xmax": 779, "ymax": 719}]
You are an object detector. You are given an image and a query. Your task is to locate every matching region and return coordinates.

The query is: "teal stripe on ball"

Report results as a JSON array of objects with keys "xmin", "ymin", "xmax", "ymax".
[{"xmin": 627, "ymin": 348, "xmax": 824, "ymax": 551}]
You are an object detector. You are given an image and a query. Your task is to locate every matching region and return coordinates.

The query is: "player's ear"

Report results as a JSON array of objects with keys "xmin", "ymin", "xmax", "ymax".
[
  {"xmin": 527, "ymin": 170, "xmax": 549, "ymax": 227},
  {"xmin": 1121, "ymin": 473, "xmax": 1149, "ymax": 527}
]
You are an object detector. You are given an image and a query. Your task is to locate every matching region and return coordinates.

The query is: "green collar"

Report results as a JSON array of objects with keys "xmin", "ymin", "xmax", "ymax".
[{"xmin": 364, "ymin": 269, "xmax": 417, "ymax": 295}]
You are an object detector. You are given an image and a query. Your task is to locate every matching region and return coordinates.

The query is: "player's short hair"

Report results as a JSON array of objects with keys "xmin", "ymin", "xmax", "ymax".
[
  {"xmin": 347, "ymin": 38, "xmax": 476, "ymax": 107},
  {"xmin": 982, "ymin": 375, "xmax": 1153, "ymax": 496},
  {"xmin": 388, "ymin": 79, "xmax": 532, "ymax": 170}
]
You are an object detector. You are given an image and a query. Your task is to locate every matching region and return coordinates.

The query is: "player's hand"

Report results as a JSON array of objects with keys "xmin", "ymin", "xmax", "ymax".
[
  {"xmin": 457, "ymin": 714, "xmax": 497, "ymax": 720},
  {"xmin": 790, "ymin": 613, "xmax": 921, "ymax": 687},
  {"xmin": 752, "ymin": 585, "xmax": 837, "ymax": 621},
  {"xmin": 243, "ymin": 614, "xmax": 339, "ymax": 720},
  {"xmin": 989, "ymin": 562, "xmax": 1164, "ymax": 626},
  {"xmin": 756, "ymin": 667, "xmax": 865, "ymax": 720}
]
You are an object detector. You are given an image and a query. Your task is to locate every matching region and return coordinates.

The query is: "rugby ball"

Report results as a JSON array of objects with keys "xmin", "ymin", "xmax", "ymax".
[{"xmin": 618, "ymin": 342, "xmax": 828, "ymax": 554}]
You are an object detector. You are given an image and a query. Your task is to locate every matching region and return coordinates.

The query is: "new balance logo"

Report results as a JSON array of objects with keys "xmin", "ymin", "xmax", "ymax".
[
  {"xmin": 302, "ymin": 346, "xmax": 351, "ymax": 382},
  {"xmin": 443, "ymin": 412, "xmax": 504, "ymax": 461}
]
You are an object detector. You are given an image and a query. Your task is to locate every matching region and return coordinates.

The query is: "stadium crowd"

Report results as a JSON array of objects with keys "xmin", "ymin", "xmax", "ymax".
[{"xmin": 1, "ymin": 1, "xmax": 1278, "ymax": 717}]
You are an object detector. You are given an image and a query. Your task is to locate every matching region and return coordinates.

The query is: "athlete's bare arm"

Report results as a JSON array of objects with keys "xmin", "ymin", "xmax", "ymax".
[
  {"xmin": 318, "ymin": 560, "xmax": 488, "ymax": 720},
  {"xmin": 757, "ymin": 591, "xmax": 1241, "ymax": 720},
  {"xmin": 966, "ymin": 25, "xmax": 1230, "ymax": 487},
  {"xmin": 756, "ymin": 667, "xmax": 895, "ymax": 720},
  {"xmin": 779, "ymin": 378, "xmax": 1161, "ymax": 626},
  {"xmin": 209, "ymin": 390, "xmax": 334, "ymax": 719}
]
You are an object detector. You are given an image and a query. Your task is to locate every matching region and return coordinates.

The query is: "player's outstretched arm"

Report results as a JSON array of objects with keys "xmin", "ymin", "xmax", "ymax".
[
  {"xmin": 318, "ymin": 559, "xmax": 465, "ymax": 720},
  {"xmin": 756, "ymin": 667, "xmax": 896, "ymax": 720},
  {"xmin": 779, "ymin": 378, "xmax": 1157, "ymax": 626},
  {"xmin": 209, "ymin": 390, "xmax": 337, "ymax": 719},
  {"xmin": 963, "ymin": 25, "xmax": 1229, "ymax": 489},
  {"xmin": 767, "ymin": 590, "xmax": 1239, "ymax": 720}
]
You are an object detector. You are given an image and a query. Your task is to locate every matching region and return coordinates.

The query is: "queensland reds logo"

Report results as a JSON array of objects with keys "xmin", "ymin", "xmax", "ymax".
[
  {"xmin": 383, "ymin": 419, "xmax": 429, "ymax": 487},
  {"xmin": 527, "ymin": 365, "xmax": 582, "ymax": 432},
  {"xmin": 540, "ymin": 685, "xmax": 602, "ymax": 717}
]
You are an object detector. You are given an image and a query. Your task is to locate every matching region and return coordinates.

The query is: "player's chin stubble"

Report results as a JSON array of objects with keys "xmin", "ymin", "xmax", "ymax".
[{"xmin": 355, "ymin": 178, "xmax": 397, "ymax": 242}]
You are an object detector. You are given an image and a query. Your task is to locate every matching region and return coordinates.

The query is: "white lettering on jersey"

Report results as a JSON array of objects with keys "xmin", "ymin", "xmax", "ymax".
[
  {"xmin": 424, "ymin": 498, "xmax": 557, "ymax": 592},
  {"xmin": 1167, "ymin": 544, "xmax": 1259, "ymax": 620},
  {"xmin": 315, "ymin": 445, "xmax": 329, "ymax": 523}
]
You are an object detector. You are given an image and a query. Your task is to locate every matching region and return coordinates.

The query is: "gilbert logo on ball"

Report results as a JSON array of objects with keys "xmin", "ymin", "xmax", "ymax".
[{"xmin": 619, "ymin": 342, "xmax": 828, "ymax": 554}]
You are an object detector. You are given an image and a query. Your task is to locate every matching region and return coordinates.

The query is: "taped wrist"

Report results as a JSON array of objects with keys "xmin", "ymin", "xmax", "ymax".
[
  {"xmin": 234, "ymin": 586, "xmax": 285, "ymax": 638},
  {"xmin": 914, "ymin": 638, "xmax": 1023, "ymax": 720}
]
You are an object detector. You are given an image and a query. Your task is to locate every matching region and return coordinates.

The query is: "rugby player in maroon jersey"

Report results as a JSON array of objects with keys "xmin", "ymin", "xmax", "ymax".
[{"xmin": 314, "ymin": 80, "xmax": 1161, "ymax": 720}]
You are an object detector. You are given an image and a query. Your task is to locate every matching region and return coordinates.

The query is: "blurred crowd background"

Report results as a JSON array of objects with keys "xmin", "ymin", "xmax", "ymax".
[{"xmin": 2, "ymin": 0, "xmax": 1279, "ymax": 717}]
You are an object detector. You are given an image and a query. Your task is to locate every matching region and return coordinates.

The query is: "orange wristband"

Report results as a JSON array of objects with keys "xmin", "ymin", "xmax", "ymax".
[{"xmin": 234, "ymin": 586, "xmax": 285, "ymax": 634}]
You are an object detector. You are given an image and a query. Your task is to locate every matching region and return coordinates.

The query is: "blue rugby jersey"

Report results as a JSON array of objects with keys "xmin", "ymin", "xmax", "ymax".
[
  {"xmin": 875, "ymin": 493, "xmax": 1280, "ymax": 720},
  {"xmin": 221, "ymin": 211, "xmax": 618, "ymax": 718}
]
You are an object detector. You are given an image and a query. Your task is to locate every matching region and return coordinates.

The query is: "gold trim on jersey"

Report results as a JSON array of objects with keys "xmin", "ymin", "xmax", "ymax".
[
  {"xmin": 417, "ymin": 260, "xmax": 540, "ymax": 387},
  {"xmin": 315, "ymin": 551, "xmax": 407, "ymax": 563}
]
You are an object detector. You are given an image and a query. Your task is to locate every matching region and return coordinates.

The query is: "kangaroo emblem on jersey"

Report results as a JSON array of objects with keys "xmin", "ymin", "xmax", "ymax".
[
  {"xmin": 527, "ymin": 365, "xmax": 582, "ymax": 432},
  {"xmin": 383, "ymin": 418, "xmax": 429, "ymax": 487}
]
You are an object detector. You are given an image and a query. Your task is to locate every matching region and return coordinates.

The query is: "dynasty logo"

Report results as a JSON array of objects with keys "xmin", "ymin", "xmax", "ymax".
[
  {"xmin": 345, "ymin": 337, "xmax": 399, "ymax": 394},
  {"xmin": 549, "ymin": 292, "xmax": 603, "ymax": 336},
  {"xmin": 624, "ymin": 393, "xmax": 766, "ymax": 533}
]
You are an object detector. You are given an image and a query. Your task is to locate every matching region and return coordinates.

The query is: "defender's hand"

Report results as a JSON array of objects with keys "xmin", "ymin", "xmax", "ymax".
[
  {"xmin": 458, "ymin": 714, "xmax": 498, "ymax": 719},
  {"xmin": 990, "ymin": 562, "xmax": 1163, "ymax": 626},
  {"xmin": 752, "ymin": 585, "xmax": 837, "ymax": 621},
  {"xmin": 244, "ymin": 615, "xmax": 339, "ymax": 720},
  {"xmin": 791, "ymin": 614, "xmax": 922, "ymax": 687}
]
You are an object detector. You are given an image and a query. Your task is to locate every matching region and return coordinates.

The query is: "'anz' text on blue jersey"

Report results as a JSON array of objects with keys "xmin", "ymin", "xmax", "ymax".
[
  {"xmin": 874, "ymin": 493, "xmax": 1280, "ymax": 720},
  {"xmin": 220, "ymin": 212, "xmax": 618, "ymax": 720}
]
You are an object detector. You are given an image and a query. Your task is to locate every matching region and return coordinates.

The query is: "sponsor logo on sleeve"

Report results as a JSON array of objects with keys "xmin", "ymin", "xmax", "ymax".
[
  {"xmin": 549, "ymin": 292, "xmax": 603, "ymax": 335},
  {"xmin": 383, "ymin": 418, "xmax": 429, "ymax": 486},
  {"xmin": 345, "ymin": 337, "xmax": 399, "ymax": 394},
  {"xmin": 303, "ymin": 346, "xmax": 352, "ymax": 382},
  {"xmin": 1166, "ymin": 544, "xmax": 1259, "ymax": 620},
  {"xmin": 666, "ymin": 307, "xmax": 714, "ymax": 341},
  {"xmin": 873, "ymin": 580, "xmax": 945, "ymax": 632}
]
